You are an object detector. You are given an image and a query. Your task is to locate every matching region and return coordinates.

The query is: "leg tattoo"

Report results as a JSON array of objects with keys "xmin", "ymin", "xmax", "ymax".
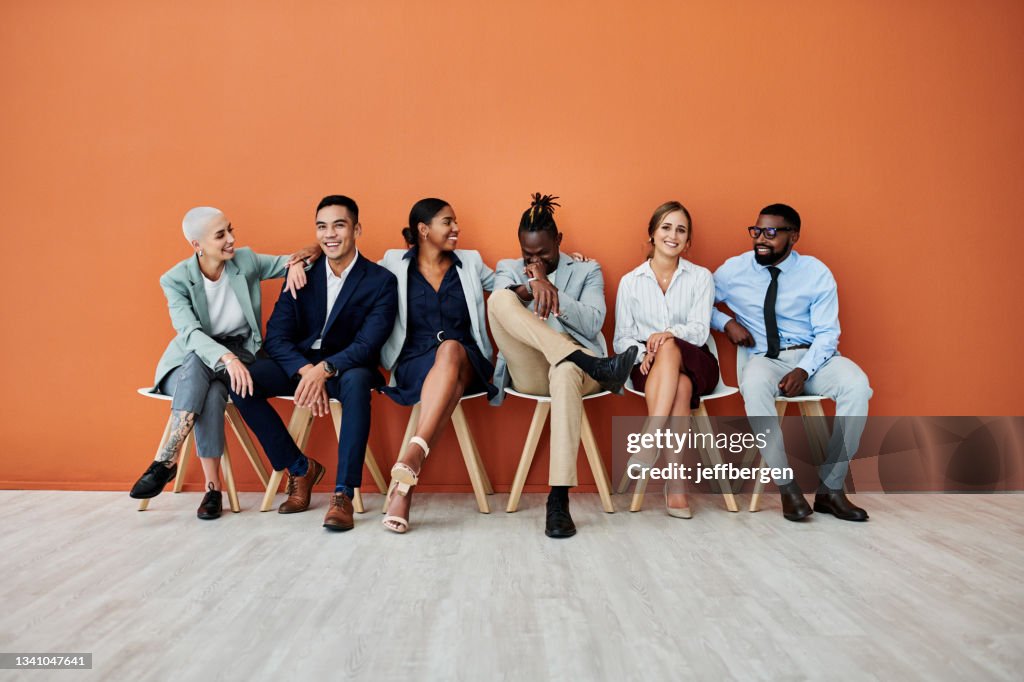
[{"xmin": 156, "ymin": 410, "xmax": 197, "ymax": 463}]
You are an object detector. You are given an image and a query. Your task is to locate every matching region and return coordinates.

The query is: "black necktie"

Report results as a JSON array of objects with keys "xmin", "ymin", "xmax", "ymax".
[{"xmin": 764, "ymin": 266, "xmax": 781, "ymax": 359}]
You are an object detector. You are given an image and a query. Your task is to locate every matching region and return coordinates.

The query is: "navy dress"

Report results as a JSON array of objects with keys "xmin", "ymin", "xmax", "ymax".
[{"xmin": 384, "ymin": 253, "xmax": 497, "ymax": 406}]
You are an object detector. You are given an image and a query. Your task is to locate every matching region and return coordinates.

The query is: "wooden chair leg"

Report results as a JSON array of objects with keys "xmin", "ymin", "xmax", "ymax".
[
  {"xmin": 363, "ymin": 446, "xmax": 388, "ymax": 496},
  {"xmin": 260, "ymin": 470, "xmax": 285, "ymax": 512},
  {"xmin": 620, "ymin": 416, "xmax": 665, "ymax": 510},
  {"xmin": 221, "ymin": 442, "xmax": 241, "ymax": 513},
  {"xmin": 261, "ymin": 406, "xmax": 314, "ymax": 512},
  {"xmin": 581, "ymin": 410, "xmax": 615, "ymax": 513},
  {"xmin": 616, "ymin": 468, "xmax": 632, "ymax": 495},
  {"xmin": 799, "ymin": 400, "xmax": 849, "ymax": 492},
  {"xmin": 451, "ymin": 403, "xmax": 490, "ymax": 513},
  {"xmin": 506, "ymin": 402, "xmax": 549, "ymax": 512},
  {"xmin": 462, "ymin": 412, "xmax": 493, "ymax": 495},
  {"xmin": 172, "ymin": 431, "xmax": 195, "ymax": 493},
  {"xmin": 629, "ymin": 476, "xmax": 649, "ymax": 512},
  {"xmin": 347, "ymin": 444, "xmax": 383, "ymax": 514},
  {"xmin": 138, "ymin": 415, "xmax": 174, "ymax": 512},
  {"xmin": 225, "ymin": 405, "xmax": 269, "ymax": 487},
  {"xmin": 692, "ymin": 405, "xmax": 738, "ymax": 512},
  {"xmin": 749, "ymin": 401, "xmax": 788, "ymax": 512}
]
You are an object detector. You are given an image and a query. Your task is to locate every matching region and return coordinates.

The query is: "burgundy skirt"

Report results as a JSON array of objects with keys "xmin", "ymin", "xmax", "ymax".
[{"xmin": 630, "ymin": 338, "xmax": 720, "ymax": 410}]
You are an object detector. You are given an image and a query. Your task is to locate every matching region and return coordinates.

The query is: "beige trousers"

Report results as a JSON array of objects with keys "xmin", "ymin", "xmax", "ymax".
[{"xmin": 488, "ymin": 289, "xmax": 601, "ymax": 486}]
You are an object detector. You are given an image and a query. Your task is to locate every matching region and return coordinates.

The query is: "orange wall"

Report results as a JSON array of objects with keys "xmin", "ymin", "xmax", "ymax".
[{"xmin": 1, "ymin": 0, "xmax": 1021, "ymax": 492}]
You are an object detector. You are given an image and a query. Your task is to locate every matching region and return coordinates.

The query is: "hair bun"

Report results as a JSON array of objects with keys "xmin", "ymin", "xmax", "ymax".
[{"xmin": 401, "ymin": 226, "xmax": 416, "ymax": 246}]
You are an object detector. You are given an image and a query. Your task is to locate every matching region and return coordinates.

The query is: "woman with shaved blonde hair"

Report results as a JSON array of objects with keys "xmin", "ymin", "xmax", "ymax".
[{"xmin": 129, "ymin": 207, "xmax": 317, "ymax": 519}]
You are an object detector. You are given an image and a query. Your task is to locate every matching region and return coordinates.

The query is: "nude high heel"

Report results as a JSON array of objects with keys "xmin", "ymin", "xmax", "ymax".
[{"xmin": 383, "ymin": 436, "xmax": 430, "ymax": 534}]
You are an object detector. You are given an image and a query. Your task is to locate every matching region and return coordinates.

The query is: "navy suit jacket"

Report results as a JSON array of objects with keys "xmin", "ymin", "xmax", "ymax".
[{"xmin": 264, "ymin": 253, "xmax": 398, "ymax": 379}]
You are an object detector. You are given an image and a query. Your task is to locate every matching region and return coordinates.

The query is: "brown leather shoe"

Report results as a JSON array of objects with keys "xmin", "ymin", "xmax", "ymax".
[
  {"xmin": 323, "ymin": 492, "xmax": 355, "ymax": 531},
  {"xmin": 278, "ymin": 458, "xmax": 325, "ymax": 514}
]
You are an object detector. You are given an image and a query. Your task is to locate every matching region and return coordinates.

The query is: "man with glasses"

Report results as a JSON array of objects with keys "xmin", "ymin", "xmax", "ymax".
[{"xmin": 711, "ymin": 203, "xmax": 872, "ymax": 522}]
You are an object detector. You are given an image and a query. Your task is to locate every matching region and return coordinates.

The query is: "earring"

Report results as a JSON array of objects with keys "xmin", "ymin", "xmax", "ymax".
[{"xmin": 198, "ymin": 249, "xmax": 204, "ymax": 257}]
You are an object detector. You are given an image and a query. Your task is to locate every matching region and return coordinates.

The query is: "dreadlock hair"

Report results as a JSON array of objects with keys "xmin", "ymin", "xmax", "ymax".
[{"xmin": 518, "ymin": 193, "xmax": 561, "ymax": 236}]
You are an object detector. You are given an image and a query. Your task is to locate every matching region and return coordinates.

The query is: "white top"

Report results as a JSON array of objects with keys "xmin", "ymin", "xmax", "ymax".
[
  {"xmin": 613, "ymin": 258, "xmax": 714, "ymax": 362},
  {"xmin": 203, "ymin": 270, "xmax": 248, "ymax": 339},
  {"xmin": 312, "ymin": 249, "xmax": 359, "ymax": 350}
]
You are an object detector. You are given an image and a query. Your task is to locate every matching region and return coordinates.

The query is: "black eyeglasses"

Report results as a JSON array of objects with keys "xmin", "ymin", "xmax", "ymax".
[{"xmin": 748, "ymin": 226, "xmax": 796, "ymax": 239}]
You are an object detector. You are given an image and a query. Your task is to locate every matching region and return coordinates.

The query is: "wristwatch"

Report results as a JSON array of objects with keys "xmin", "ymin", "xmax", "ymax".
[{"xmin": 322, "ymin": 360, "xmax": 337, "ymax": 377}]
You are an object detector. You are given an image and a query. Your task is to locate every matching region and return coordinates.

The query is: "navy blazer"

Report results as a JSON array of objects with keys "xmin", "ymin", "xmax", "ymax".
[{"xmin": 263, "ymin": 253, "xmax": 398, "ymax": 379}]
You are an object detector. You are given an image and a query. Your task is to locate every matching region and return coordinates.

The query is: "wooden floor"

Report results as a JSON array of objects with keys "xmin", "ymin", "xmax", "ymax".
[{"xmin": 0, "ymin": 491, "xmax": 1021, "ymax": 681}]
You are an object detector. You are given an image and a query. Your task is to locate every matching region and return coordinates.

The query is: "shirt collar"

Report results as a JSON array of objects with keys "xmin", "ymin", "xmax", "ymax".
[
  {"xmin": 639, "ymin": 258, "xmax": 689, "ymax": 281},
  {"xmin": 327, "ymin": 248, "xmax": 359, "ymax": 282}
]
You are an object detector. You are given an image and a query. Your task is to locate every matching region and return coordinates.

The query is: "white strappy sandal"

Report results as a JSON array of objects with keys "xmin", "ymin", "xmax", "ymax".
[{"xmin": 382, "ymin": 436, "xmax": 430, "ymax": 534}]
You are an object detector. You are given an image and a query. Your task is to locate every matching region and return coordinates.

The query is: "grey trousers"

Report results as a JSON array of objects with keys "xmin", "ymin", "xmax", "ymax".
[
  {"xmin": 158, "ymin": 352, "xmax": 229, "ymax": 458},
  {"xmin": 740, "ymin": 349, "xmax": 872, "ymax": 490}
]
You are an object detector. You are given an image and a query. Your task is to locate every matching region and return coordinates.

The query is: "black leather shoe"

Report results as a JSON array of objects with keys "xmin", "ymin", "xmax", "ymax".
[
  {"xmin": 545, "ymin": 497, "xmax": 577, "ymax": 538},
  {"xmin": 585, "ymin": 346, "xmax": 638, "ymax": 393},
  {"xmin": 779, "ymin": 482, "xmax": 812, "ymax": 521},
  {"xmin": 814, "ymin": 490, "xmax": 868, "ymax": 521},
  {"xmin": 197, "ymin": 483, "xmax": 223, "ymax": 520},
  {"xmin": 129, "ymin": 461, "xmax": 178, "ymax": 499}
]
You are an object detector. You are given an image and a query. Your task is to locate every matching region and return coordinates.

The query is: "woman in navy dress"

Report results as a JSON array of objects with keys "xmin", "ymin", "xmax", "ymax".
[{"xmin": 378, "ymin": 198, "xmax": 496, "ymax": 533}]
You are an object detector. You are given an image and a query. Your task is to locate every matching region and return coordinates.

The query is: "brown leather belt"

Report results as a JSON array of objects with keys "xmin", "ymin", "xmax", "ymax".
[{"xmin": 780, "ymin": 344, "xmax": 811, "ymax": 351}]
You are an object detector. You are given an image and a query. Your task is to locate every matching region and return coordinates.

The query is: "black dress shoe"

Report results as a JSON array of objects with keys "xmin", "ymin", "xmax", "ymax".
[
  {"xmin": 814, "ymin": 490, "xmax": 868, "ymax": 521},
  {"xmin": 129, "ymin": 461, "xmax": 178, "ymax": 499},
  {"xmin": 545, "ymin": 497, "xmax": 577, "ymax": 538},
  {"xmin": 779, "ymin": 482, "xmax": 812, "ymax": 522},
  {"xmin": 197, "ymin": 483, "xmax": 223, "ymax": 520},
  {"xmin": 585, "ymin": 346, "xmax": 638, "ymax": 393}
]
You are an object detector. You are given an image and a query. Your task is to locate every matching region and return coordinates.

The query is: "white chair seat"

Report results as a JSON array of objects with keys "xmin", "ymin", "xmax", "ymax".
[{"xmin": 504, "ymin": 388, "xmax": 611, "ymax": 403}]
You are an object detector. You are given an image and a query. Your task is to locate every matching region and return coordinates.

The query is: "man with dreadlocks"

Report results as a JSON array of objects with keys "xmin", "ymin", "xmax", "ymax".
[{"xmin": 489, "ymin": 193, "xmax": 637, "ymax": 538}]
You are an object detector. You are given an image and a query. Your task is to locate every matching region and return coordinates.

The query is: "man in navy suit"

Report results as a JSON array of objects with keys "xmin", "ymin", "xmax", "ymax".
[{"xmin": 230, "ymin": 195, "xmax": 398, "ymax": 531}]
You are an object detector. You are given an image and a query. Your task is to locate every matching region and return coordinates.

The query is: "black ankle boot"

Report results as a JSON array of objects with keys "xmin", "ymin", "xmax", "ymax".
[
  {"xmin": 779, "ymin": 482, "xmax": 812, "ymax": 522},
  {"xmin": 813, "ymin": 489, "xmax": 868, "ymax": 521}
]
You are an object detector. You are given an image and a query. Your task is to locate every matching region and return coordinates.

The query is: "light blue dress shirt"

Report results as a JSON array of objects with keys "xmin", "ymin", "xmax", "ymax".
[{"xmin": 711, "ymin": 250, "xmax": 840, "ymax": 378}]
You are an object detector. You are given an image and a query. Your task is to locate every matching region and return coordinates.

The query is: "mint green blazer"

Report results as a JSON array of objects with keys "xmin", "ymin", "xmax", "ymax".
[{"xmin": 153, "ymin": 247, "xmax": 289, "ymax": 387}]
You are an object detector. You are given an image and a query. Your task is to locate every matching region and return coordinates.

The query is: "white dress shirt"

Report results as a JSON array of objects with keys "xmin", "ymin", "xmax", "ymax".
[
  {"xmin": 312, "ymin": 249, "xmax": 359, "ymax": 350},
  {"xmin": 613, "ymin": 258, "xmax": 714, "ymax": 362}
]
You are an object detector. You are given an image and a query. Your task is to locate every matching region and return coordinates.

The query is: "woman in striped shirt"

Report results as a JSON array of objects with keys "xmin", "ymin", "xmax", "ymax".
[{"xmin": 613, "ymin": 201, "xmax": 719, "ymax": 517}]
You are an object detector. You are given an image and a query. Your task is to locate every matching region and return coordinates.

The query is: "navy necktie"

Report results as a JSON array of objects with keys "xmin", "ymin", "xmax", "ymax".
[{"xmin": 764, "ymin": 266, "xmax": 781, "ymax": 359}]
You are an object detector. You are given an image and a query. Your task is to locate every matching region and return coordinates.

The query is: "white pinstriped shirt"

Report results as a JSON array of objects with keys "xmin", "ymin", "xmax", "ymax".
[{"xmin": 613, "ymin": 258, "xmax": 715, "ymax": 362}]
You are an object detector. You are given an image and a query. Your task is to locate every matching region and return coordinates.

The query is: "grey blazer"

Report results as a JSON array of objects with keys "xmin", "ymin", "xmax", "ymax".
[
  {"xmin": 153, "ymin": 247, "xmax": 289, "ymax": 387},
  {"xmin": 378, "ymin": 248, "xmax": 495, "ymax": 376},
  {"xmin": 491, "ymin": 252, "xmax": 608, "ymax": 404}
]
